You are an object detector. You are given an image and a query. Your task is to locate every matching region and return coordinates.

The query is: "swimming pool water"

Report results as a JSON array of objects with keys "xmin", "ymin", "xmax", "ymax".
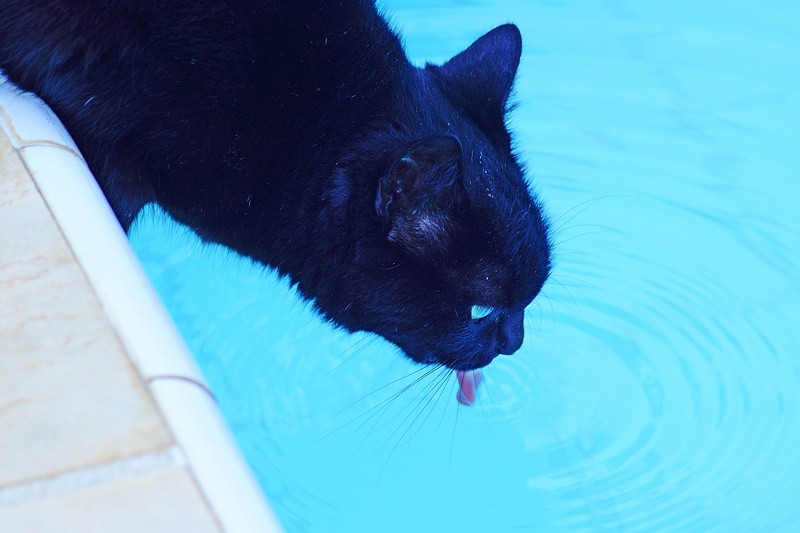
[{"xmin": 129, "ymin": 1, "xmax": 800, "ymax": 530}]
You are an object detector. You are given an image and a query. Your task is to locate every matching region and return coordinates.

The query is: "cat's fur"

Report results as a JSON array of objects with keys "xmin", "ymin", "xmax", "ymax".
[{"xmin": 0, "ymin": 0, "xmax": 551, "ymax": 371}]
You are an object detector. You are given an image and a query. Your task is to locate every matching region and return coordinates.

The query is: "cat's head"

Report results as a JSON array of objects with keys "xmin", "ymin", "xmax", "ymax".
[{"xmin": 318, "ymin": 24, "xmax": 550, "ymax": 371}]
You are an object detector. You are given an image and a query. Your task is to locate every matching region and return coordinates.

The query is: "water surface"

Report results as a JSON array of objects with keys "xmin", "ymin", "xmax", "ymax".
[{"xmin": 131, "ymin": 0, "xmax": 800, "ymax": 530}]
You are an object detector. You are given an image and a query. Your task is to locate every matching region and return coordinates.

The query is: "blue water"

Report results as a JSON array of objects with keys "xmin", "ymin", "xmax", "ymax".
[{"xmin": 130, "ymin": 1, "xmax": 800, "ymax": 531}]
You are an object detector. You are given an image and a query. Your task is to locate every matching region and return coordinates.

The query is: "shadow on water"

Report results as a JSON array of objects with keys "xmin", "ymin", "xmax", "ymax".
[{"xmin": 130, "ymin": 0, "xmax": 800, "ymax": 530}]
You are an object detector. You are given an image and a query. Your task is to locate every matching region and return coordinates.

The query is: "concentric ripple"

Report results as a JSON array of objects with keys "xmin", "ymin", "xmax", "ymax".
[{"xmin": 130, "ymin": 0, "xmax": 800, "ymax": 531}]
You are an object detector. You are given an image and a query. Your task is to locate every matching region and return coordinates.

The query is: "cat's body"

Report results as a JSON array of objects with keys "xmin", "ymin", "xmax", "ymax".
[{"xmin": 0, "ymin": 0, "xmax": 551, "ymax": 371}]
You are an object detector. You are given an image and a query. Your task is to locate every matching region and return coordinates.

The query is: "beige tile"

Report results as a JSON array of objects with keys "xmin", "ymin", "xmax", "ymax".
[
  {"xmin": 0, "ymin": 466, "xmax": 221, "ymax": 532},
  {"xmin": 0, "ymin": 131, "xmax": 172, "ymax": 487}
]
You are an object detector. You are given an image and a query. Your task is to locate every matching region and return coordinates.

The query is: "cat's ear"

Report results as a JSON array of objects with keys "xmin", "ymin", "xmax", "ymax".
[
  {"xmin": 433, "ymin": 24, "xmax": 522, "ymax": 124},
  {"xmin": 375, "ymin": 135, "xmax": 461, "ymax": 222},
  {"xmin": 375, "ymin": 135, "xmax": 463, "ymax": 256}
]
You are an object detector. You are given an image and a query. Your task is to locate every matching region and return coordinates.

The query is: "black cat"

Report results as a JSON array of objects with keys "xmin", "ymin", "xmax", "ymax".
[{"xmin": 0, "ymin": 1, "xmax": 551, "ymax": 372}]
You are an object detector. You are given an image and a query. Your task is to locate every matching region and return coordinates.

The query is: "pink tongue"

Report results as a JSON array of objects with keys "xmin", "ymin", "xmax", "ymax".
[{"xmin": 456, "ymin": 370, "xmax": 484, "ymax": 406}]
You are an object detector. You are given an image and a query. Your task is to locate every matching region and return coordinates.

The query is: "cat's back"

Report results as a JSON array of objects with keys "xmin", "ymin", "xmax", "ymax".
[
  {"xmin": 0, "ymin": 0, "xmax": 394, "ymax": 226},
  {"xmin": 0, "ymin": 1, "xmax": 286, "ymax": 165},
  {"xmin": 0, "ymin": 0, "xmax": 282, "ymax": 224},
  {"xmin": 0, "ymin": 0, "xmax": 384, "ymax": 132},
  {"xmin": 0, "ymin": 1, "xmax": 262, "ymax": 101}
]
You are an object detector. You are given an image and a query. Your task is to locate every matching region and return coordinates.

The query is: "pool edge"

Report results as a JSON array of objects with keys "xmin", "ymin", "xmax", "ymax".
[{"xmin": 0, "ymin": 78, "xmax": 283, "ymax": 532}]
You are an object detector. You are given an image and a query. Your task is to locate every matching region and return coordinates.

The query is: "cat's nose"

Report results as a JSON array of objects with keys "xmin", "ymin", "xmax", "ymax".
[{"xmin": 497, "ymin": 310, "xmax": 524, "ymax": 355}]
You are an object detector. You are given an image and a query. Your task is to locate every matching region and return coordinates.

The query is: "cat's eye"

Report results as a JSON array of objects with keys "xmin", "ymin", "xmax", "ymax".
[{"xmin": 470, "ymin": 305, "xmax": 495, "ymax": 321}]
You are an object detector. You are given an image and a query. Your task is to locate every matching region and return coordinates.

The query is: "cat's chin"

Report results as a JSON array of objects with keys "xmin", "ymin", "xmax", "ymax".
[
  {"xmin": 444, "ymin": 353, "xmax": 500, "ymax": 372},
  {"xmin": 407, "ymin": 348, "xmax": 500, "ymax": 372}
]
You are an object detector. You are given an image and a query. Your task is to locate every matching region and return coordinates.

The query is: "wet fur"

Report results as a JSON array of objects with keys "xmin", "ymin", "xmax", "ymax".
[{"xmin": 0, "ymin": 0, "xmax": 551, "ymax": 370}]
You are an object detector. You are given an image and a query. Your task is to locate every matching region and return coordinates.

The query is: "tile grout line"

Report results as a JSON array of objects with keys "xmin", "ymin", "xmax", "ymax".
[
  {"xmin": 0, "ymin": 446, "xmax": 186, "ymax": 508},
  {"xmin": 148, "ymin": 375, "xmax": 218, "ymax": 401},
  {"xmin": 0, "ymin": 107, "xmax": 83, "ymax": 158}
]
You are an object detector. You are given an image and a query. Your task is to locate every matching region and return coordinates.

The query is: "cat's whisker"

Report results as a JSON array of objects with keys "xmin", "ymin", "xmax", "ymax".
[
  {"xmin": 548, "ymin": 197, "xmax": 636, "ymax": 269},
  {"xmin": 377, "ymin": 366, "xmax": 451, "ymax": 473},
  {"xmin": 537, "ymin": 282, "xmax": 558, "ymax": 319},
  {"xmin": 340, "ymin": 364, "xmax": 437, "ymax": 423},
  {"xmin": 524, "ymin": 301, "xmax": 546, "ymax": 343},
  {"xmin": 547, "ymin": 194, "xmax": 626, "ymax": 234},
  {"xmin": 550, "ymin": 273, "xmax": 606, "ymax": 298},
  {"xmin": 377, "ymin": 365, "xmax": 450, "ymax": 443},
  {"xmin": 327, "ymin": 336, "xmax": 377, "ymax": 371},
  {"xmin": 546, "ymin": 278, "xmax": 583, "ymax": 315},
  {"xmin": 477, "ymin": 367, "xmax": 498, "ymax": 437},
  {"xmin": 307, "ymin": 364, "xmax": 439, "ymax": 451},
  {"xmin": 335, "ymin": 366, "xmax": 441, "ymax": 467},
  {"xmin": 433, "ymin": 367, "xmax": 456, "ymax": 431},
  {"xmin": 404, "ymin": 369, "xmax": 452, "ymax": 440},
  {"xmin": 351, "ymin": 365, "xmax": 443, "ymax": 440},
  {"xmin": 551, "ymin": 250, "xmax": 603, "ymax": 272},
  {"xmin": 327, "ymin": 325, "xmax": 390, "ymax": 371},
  {"xmin": 312, "ymin": 371, "xmax": 432, "ymax": 466},
  {"xmin": 556, "ymin": 221, "xmax": 629, "ymax": 240},
  {"xmin": 552, "ymin": 229, "xmax": 609, "ymax": 249},
  {"xmin": 449, "ymin": 385, "xmax": 461, "ymax": 465}
]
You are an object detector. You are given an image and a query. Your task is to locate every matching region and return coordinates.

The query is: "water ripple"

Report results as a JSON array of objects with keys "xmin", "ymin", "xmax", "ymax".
[{"xmin": 129, "ymin": 0, "xmax": 800, "ymax": 529}]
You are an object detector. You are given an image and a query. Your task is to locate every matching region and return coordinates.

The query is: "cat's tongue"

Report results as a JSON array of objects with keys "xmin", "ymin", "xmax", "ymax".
[{"xmin": 456, "ymin": 370, "xmax": 484, "ymax": 406}]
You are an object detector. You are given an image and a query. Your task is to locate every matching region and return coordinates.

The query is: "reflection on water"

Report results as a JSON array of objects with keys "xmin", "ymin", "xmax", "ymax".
[{"xmin": 130, "ymin": 0, "xmax": 800, "ymax": 530}]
